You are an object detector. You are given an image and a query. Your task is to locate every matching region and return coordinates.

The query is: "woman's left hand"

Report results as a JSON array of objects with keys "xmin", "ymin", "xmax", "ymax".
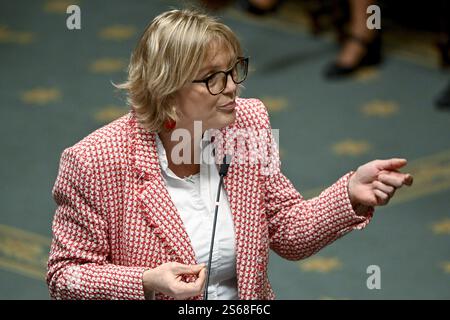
[{"xmin": 348, "ymin": 158, "xmax": 413, "ymax": 208}]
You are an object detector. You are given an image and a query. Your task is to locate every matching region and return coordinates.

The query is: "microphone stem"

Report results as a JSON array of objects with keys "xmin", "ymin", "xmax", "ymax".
[{"xmin": 203, "ymin": 174, "xmax": 224, "ymax": 300}]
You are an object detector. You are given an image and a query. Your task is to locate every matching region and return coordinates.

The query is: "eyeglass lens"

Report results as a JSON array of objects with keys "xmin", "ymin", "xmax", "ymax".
[{"xmin": 208, "ymin": 59, "xmax": 247, "ymax": 95}]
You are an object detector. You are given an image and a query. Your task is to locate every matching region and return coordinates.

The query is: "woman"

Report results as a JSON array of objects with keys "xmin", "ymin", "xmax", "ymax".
[{"xmin": 47, "ymin": 9, "xmax": 413, "ymax": 300}]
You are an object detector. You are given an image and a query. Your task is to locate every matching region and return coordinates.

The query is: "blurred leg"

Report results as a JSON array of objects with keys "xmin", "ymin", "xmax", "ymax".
[
  {"xmin": 437, "ymin": 0, "xmax": 450, "ymax": 67},
  {"xmin": 248, "ymin": 0, "xmax": 279, "ymax": 11},
  {"xmin": 349, "ymin": 0, "xmax": 377, "ymax": 40},
  {"xmin": 242, "ymin": 0, "xmax": 282, "ymax": 15},
  {"xmin": 435, "ymin": 0, "xmax": 450, "ymax": 109},
  {"xmin": 324, "ymin": 0, "xmax": 382, "ymax": 78},
  {"xmin": 336, "ymin": 0, "xmax": 378, "ymax": 67}
]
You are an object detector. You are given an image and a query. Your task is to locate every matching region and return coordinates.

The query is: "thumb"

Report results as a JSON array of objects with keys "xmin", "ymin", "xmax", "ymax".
[{"xmin": 376, "ymin": 158, "xmax": 407, "ymax": 170}]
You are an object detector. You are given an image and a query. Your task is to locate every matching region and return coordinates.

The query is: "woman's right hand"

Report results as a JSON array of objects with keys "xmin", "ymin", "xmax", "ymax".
[{"xmin": 143, "ymin": 262, "xmax": 207, "ymax": 300}]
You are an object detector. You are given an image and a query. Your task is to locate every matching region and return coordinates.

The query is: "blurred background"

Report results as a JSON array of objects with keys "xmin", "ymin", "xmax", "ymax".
[{"xmin": 0, "ymin": 0, "xmax": 449, "ymax": 299}]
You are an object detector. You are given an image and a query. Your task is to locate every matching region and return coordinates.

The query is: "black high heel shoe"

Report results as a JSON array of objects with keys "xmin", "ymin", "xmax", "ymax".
[{"xmin": 324, "ymin": 33, "xmax": 382, "ymax": 79}]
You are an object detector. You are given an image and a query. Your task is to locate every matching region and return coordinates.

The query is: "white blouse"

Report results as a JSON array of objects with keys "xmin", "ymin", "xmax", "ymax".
[{"xmin": 155, "ymin": 134, "xmax": 238, "ymax": 300}]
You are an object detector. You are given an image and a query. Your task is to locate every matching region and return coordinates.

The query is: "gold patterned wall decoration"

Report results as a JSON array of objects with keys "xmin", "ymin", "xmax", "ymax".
[
  {"xmin": 21, "ymin": 87, "xmax": 61, "ymax": 105},
  {"xmin": 353, "ymin": 67, "xmax": 380, "ymax": 82},
  {"xmin": 441, "ymin": 261, "xmax": 450, "ymax": 274},
  {"xmin": 298, "ymin": 256, "xmax": 342, "ymax": 273},
  {"xmin": 385, "ymin": 30, "xmax": 439, "ymax": 68},
  {"xmin": 94, "ymin": 105, "xmax": 129, "ymax": 123},
  {"xmin": 361, "ymin": 100, "xmax": 399, "ymax": 118},
  {"xmin": 90, "ymin": 58, "xmax": 127, "ymax": 74},
  {"xmin": 260, "ymin": 97, "xmax": 288, "ymax": 113},
  {"xmin": 44, "ymin": 0, "xmax": 80, "ymax": 14},
  {"xmin": 332, "ymin": 139, "xmax": 372, "ymax": 156},
  {"xmin": 0, "ymin": 225, "xmax": 50, "ymax": 281},
  {"xmin": 432, "ymin": 218, "xmax": 450, "ymax": 235},
  {"xmin": 99, "ymin": 25, "xmax": 136, "ymax": 41},
  {"xmin": 0, "ymin": 26, "xmax": 34, "ymax": 44}
]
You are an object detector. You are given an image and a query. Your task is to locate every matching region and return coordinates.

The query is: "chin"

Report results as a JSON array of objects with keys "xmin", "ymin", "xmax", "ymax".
[
  {"xmin": 205, "ymin": 110, "xmax": 236, "ymax": 131},
  {"xmin": 218, "ymin": 110, "xmax": 236, "ymax": 128}
]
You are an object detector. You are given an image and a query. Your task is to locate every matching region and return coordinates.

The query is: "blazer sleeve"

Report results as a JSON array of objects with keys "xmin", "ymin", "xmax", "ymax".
[
  {"xmin": 257, "ymin": 101, "xmax": 374, "ymax": 261},
  {"xmin": 47, "ymin": 147, "xmax": 147, "ymax": 300}
]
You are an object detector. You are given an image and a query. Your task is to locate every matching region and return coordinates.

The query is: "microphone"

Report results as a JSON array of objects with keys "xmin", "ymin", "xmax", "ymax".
[
  {"xmin": 203, "ymin": 154, "xmax": 232, "ymax": 300},
  {"xmin": 219, "ymin": 154, "xmax": 232, "ymax": 177}
]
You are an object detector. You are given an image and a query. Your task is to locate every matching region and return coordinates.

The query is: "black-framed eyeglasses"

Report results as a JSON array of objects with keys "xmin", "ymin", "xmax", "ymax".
[{"xmin": 192, "ymin": 57, "xmax": 249, "ymax": 95}]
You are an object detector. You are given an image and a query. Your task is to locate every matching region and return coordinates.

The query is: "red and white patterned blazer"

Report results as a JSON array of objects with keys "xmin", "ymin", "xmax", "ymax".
[{"xmin": 47, "ymin": 98, "xmax": 373, "ymax": 300}]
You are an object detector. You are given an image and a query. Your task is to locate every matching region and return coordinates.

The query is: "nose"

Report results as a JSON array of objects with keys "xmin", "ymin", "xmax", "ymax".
[{"xmin": 222, "ymin": 73, "xmax": 237, "ymax": 95}]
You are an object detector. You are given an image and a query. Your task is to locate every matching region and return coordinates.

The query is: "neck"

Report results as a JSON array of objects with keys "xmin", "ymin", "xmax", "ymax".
[{"xmin": 158, "ymin": 124, "xmax": 202, "ymax": 178}]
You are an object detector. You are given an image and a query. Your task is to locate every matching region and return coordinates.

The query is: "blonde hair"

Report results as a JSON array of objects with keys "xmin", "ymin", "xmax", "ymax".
[{"xmin": 115, "ymin": 9, "xmax": 243, "ymax": 132}]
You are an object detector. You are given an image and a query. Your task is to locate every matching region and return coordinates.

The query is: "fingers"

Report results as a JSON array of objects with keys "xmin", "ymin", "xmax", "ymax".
[
  {"xmin": 374, "ymin": 189, "xmax": 390, "ymax": 205},
  {"xmin": 373, "ymin": 180, "xmax": 395, "ymax": 197},
  {"xmin": 378, "ymin": 171, "xmax": 413, "ymax": 188},
  {"xmin": 404, "ymin": 174, "xmax": 414, "ymax": 186},
  {"xmin": 172, "ymin": 265, "xmax": 207, "ymax": 299},
  {"xmin": 376, "ymin": 158, "xmax": 408, "ymax": 171},
  {"xmin": 193, "ymin": 267, "xmax": 207, "ymax": 291},
  {"xmin": 375, "ymin": 158, "xmax": 413, "ymax": 186},
  {"xmin": 172, "ymin": 263, "xmax": 206, "ymax": 275},
  {"xmin": 352, "ymin": 158, "xmax": 413, "ymax": 208},
  {"xmin": 373, "ymin": 171, "xmax": 412, "ymax": 207}
]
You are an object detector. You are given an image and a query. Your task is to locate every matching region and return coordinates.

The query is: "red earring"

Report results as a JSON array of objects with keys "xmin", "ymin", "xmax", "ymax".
[{"xmin": 164, "ymin": 118, "xmax": 176, "ymax": 130}]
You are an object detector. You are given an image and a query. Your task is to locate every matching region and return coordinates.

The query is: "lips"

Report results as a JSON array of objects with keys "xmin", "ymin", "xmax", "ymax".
[{"xmin": 218, "ymin": 101, "xmax": 236, "ymax": 111}]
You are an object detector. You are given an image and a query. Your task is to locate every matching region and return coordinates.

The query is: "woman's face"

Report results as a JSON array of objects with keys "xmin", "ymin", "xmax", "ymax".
[{"xmin": 175, "ymin": 42, "xmax": 238, "ymax": 131}]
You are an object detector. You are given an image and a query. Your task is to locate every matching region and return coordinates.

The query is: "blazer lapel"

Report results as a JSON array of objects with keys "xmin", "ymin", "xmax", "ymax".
[
  {"xmin": 217, "ymin": 119, "xmax": 262, "ymax": 299},
  {"xmin": 128, "ymin": 113, "xmax": 197, "ymax": 265}
]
